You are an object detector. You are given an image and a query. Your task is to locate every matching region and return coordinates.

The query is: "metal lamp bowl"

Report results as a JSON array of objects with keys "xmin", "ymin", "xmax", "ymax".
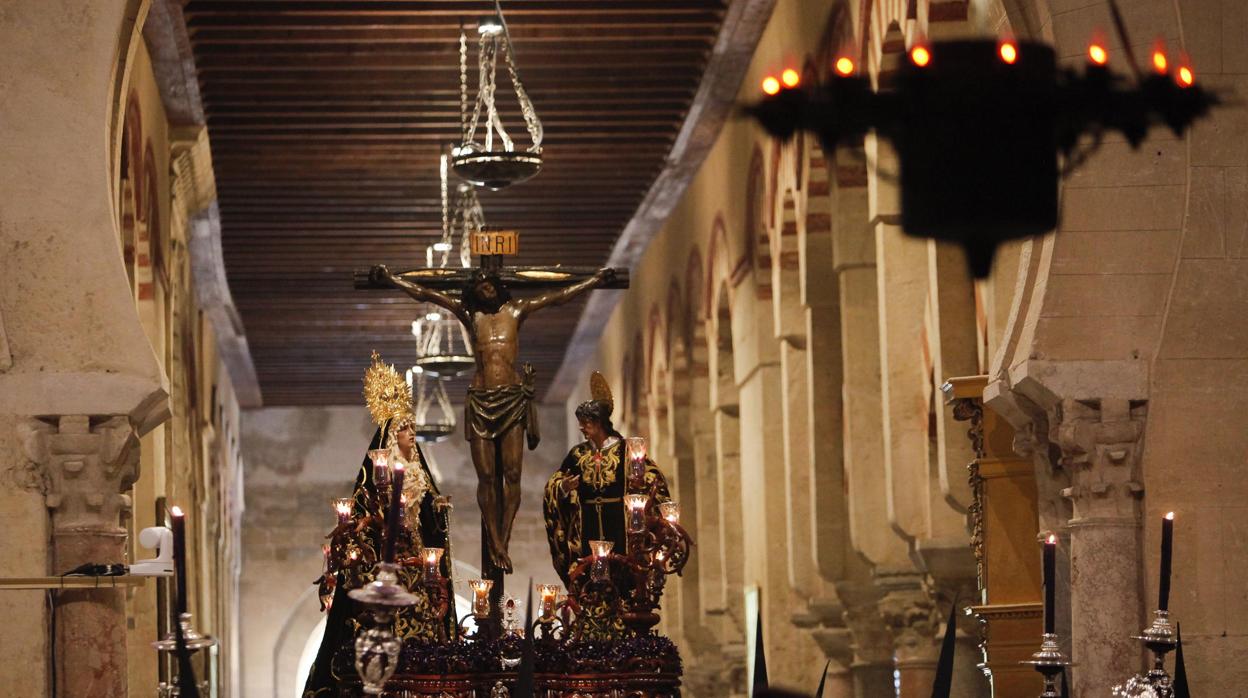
[
  {"xmin": 415, "ymin": 424, "xmax": 456, "ymax": 443},
  {"xmin": 414, "ymin": 354, "xmax": 476, "ymax": 378},
  {"xmin": 451, "ymin": 151, "xmax": 542, "ymax": 190}
]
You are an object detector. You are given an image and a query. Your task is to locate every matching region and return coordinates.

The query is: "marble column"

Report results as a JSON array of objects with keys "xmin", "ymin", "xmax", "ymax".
[
  {"xmin": 840, "ymin": 588, "xmax": 895, "ymax": 698},
  {"xmin": 877, "ymin": 572, "xmax": 940, "ymax": 698},
  {"xmin": 1054, "ymin": 398, "xmax": 1145, "ymax": 697},
  {"xmin": 21, "ymin": 415, "xmax": 140, "ymax": 698}
]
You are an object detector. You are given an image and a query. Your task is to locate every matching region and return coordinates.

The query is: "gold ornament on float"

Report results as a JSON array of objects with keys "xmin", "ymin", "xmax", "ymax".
[{"xmin": 363, "ymin": 350, "xmax": 413, "ymax": 427}]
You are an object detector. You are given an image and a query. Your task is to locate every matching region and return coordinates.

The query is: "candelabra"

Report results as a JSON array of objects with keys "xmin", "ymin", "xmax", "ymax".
[
  {"xmin": 349, "ymin": 562, "xmax": 420, "ymax": 695},
  {"xmin": 566, "ymin": 438, "xmax": 693, "ymax": 637}
]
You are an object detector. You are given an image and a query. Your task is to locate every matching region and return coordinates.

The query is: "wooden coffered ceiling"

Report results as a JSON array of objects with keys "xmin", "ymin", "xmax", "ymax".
[{"xmin": 182, "ymin": 0, "xmax": 732, "ymax": 405}]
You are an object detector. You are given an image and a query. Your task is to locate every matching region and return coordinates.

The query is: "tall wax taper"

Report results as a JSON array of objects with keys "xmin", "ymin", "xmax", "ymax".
[
  {"xmin": 1043, "ymin": 533, "xmax": 1056, "ymax": 634},
  {"xmin": 1159, "ymin": 512, "xmax": 1174, "ymax": 611},
  {"xmin": 171, "ymin": 506, "xmax": 188, "ymax": 615},
  {"xmin": 382, "ymin": 463, "xmax": 405, "ymax": 563}
]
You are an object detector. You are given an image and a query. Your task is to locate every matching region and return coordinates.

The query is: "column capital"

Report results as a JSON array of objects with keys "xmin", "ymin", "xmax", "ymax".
[
  {"xmin": 1053, "ymin": 398, "xmax": 1145, "ymax": 524},
  {"xmin": 875, "ymin": 571, "xmax": 940, "ymax": 665},
  {"xmin": 19, "ymin": 415, "xmax": 140, "ymax": 533}
]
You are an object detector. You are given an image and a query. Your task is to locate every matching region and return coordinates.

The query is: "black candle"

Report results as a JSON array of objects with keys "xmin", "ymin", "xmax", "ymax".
[
  {"xmin": 1159, "ymin": 512, "xmax": 1174, "ymax": 611},
  {"xmin": 1043, "ymin": 533, "xmax": 1056, "ymax": 634},
  {"xmin": 382, "ymin": 463, "xmax": 406, "ymax": 563},
  {"xmin": 170, "ymin": 506, "xmax": 188, "ymax": 616}
]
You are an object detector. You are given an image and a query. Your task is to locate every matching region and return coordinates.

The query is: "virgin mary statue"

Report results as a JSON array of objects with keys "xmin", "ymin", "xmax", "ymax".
[{"xmin": 302, "ymin": 353, "xmax": 456, "ymax": 697}]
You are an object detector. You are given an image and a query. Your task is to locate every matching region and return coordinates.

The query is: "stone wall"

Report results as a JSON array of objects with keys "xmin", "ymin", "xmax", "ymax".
[{"xmin": 239, "ymin": 402, "xmax": 569, "ymax": 698}]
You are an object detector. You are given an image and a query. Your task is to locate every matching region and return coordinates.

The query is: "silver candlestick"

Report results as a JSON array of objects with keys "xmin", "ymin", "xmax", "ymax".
[
  {"xmin": 1112, "ymin": 609, "xmax": 1178, "ymax": 697},
  {"xmin": 348, "ymin": 562, "xmax": 419, "ymax": 695},
  {"xmin": 1022, "ymin": 632, "xmax": 1071, "ymax": 698}
]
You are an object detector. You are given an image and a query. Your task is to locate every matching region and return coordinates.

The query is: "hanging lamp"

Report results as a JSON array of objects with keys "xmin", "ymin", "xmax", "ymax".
[
  {"xmin": 411, "ymin": 154, "xmax": 477, "ymax": 378},
  {"xmin": 451, "ymin": 2, "xmax": 543, "ymax": 190},
  {"xmin": 405, "ymin": 368, "xmax": 456, "ymax": 443}
]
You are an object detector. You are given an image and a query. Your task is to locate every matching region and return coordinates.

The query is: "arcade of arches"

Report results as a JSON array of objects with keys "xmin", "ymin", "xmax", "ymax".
[{"xmin": 1, "ymin": 0, "xmax": 1246, "ymax": 697}]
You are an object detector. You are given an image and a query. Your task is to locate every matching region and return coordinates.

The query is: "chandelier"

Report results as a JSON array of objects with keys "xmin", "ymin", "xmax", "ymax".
[
  {"xmin": 412, "ymin": 154, "xmax": 478, "ymax": 378},
  {"xmin": 747, "ymin": 18, "xmax": 1216, "ymax": 277},
  {"xmin": 405, "ymin": 367, "xmax": 456, "ymax": 443},
  {"xmin": 451, "ymin": 2, "xmax": 543, "ymax": 190}
]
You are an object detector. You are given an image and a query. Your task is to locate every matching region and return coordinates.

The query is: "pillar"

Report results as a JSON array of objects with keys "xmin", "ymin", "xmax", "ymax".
[
  {"xmin": 877, "ymin": 572, "xmax": 939, "ymax": 698},
  {"xmin": 21, "ymin": 415, "xmax": 141, "ymax": 698},
  {"xmin": 1054, "ymin": 398, "xmax": 1146, "ymax": 697}
]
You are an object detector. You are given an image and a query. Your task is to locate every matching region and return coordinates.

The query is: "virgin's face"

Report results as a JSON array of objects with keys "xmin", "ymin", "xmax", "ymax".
[{"xmin": 395, "ymin": 424, "xmax": 416, "ymax": 458}]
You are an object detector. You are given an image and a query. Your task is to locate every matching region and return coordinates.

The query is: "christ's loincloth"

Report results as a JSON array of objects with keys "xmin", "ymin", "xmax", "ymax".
[{"xmin": 465, "ymin": 364, "xmax": 540, "ymax": 451}]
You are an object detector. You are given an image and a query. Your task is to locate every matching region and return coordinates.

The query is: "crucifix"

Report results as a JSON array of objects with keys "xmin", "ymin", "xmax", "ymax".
[{"xmin": 355, "ymin": 229, "xmax": 629, "ymax": 627}]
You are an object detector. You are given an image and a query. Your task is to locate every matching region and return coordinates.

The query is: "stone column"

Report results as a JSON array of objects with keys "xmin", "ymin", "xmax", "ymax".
[
  {"xmin": 21, "ymin": 415, "xmax": 140, "ymax": 698},
  {"xmin": 1054, "ymin": 398, "xmax": 1145, "ymax": 697},
  {"xmin": 877, "ymin": 572, "xmax": 940, "ymax": 698},
  {"xmin": 840, "ymin": 588, "xmax": 895, "ymax": 698}
]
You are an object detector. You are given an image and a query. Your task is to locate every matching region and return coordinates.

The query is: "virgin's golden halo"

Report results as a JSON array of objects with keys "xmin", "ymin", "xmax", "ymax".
[{"xmin": 363, "ymin": 350, "xmax": 413, "ymax": 426}]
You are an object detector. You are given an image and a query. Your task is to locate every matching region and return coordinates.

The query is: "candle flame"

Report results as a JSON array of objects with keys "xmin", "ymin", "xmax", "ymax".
[
  {"xmin": 781, "ymin": 68, "xmax": 801, "ymax": 88},
  {"xmin": 1152, "ymin": 45, "xmax": 1169, "ymax": 74},
  {"xmin": 426, "ymin": 549, "xmax": 436, "ymax": 561},
  {"xmin": 761, "ymin": 76, "xmax": 781, "ymax": 95},
  {"xmin": 171, "ymin": 505, "xmax": 184, "ymax": 517},
  {"xmin": 834, "ymin": 56, "xmax": 855, "ymax": 76},
  {"xmin": 999, "ymin": 41, "xmax": 1018, "ymax": 64},
  {"xmin": 393, "ymin": 462, "xmax": 405, "ymax": 472},
  {"xmin": 1165, "ymin": 511, "xmax": 1175, "ymax": 520},
  {"xmin": 1047, "ymin": 533, "xmax": 1057, "ymax": 544},
  {"xmin": 910, "ymin": 45, "xmax": 931, "ymax": 67},
  {"xmin": 1088, "ymin": 43, "xmax": 1108, "ymax": 65},
  {"xmin": 1177, "ymin": 66, "xmax": 1194, "ymax": 87}
]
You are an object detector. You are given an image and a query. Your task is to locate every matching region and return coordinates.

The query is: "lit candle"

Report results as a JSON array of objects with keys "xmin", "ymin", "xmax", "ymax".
[
  {"xmin": 660, "ymin": 501, "xmax": 680, "ymax": 525},
  {"xmin": 1159, "ymin": 512, "xmax": 1175, "ymax": 611},
  {"xmin": 423, "ymin": 547, "xmax": 444, "ymax": 580},
  {"xmin": 590, "ymin": 539, "xmax": 614, "ymax": 582},
  {"xmin": 626, "ymin": 437, "xmax": 647, "ymax": 481},
  {"xmin": 624, "ymin": 494, "xmax": 649, "ymax": 532},
  {"xmin": 333, "ymin": 498, "xmax": 352, "ymax": 525},
  {"xmin": 590, "ymin": 539, "xmax": 614, "ymax": 558},
  {"xmin": 1043, "ymin": 533, "xmax": 1056, "ymax": 634},
  {"xmin": 469, "ymin": 579, "xmax": 494, "ymax": 618},
  {"xmin": 399, "ymin": 492, "xmax": 409, "ymax": 521},
  {"xmin": 170, "ymin": 506, "xmax": 188, "ymax": 615},
  {"xmin": 369, "ymin": 448, "xmax": 390, "ymax": 486},
  {"xmin": 381, "ymin": 463, "xmax": 405, "ymax": 563},
  {"xmin": 537, "ymin": 584, "xmax": 560, "ymax": 619}
]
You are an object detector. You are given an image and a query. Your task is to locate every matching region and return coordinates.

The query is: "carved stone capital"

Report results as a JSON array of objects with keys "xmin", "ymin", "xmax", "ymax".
[
  {"xmin": 875, "ymin": 572, "xmax": 940, "ymax": 665},
  {"xmin": 19, "ymin": 415, "xmax": 140, "ymax": 533},
  {"xmin": 1052, "ymin": 399, "xmax": 1145, "ymax": 523}
]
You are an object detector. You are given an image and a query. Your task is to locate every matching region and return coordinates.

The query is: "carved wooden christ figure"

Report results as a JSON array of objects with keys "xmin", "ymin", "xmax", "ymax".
[{"xmin": 371, "ymin": 263, "xmax": 619, "ymax": 572}]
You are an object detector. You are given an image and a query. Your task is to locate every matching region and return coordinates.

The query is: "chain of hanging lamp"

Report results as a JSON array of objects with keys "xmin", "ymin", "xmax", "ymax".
[{"xmin": 458, "ymin": 0, "xmax": 542, "ymax": 156}]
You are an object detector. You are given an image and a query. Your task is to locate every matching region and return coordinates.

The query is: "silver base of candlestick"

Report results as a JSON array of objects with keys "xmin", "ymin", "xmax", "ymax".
[
  {"xmin": 348, "ymin": 562, "xmax": 419, "ymax": 607},
  {"xmin": 1021, "ymin": 633, "xmax": 1071, "ymax": 698},
  {"xmin": 1113, "ymin": 609, "xmax": 1179, "ymax": 697},
  {"xmin": 1134, "ymin": 608, "xmax": 1177, "ymax": 650},
  {"xmin": 152, "ymin": 612, "xmax": 217, "ymax": 652}
]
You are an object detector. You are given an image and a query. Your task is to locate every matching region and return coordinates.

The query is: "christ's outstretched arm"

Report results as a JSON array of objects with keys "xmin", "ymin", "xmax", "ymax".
[
  {"xmin": 517, "ymin": 268, "xmax": 615, "ymax": 319},
  {"xmin": 373, "ymin": 265, "xmax": 470, "ymax": 325}
]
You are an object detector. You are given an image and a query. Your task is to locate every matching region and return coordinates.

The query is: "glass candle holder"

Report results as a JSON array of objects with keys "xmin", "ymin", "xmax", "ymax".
[
  {"xmin": 624, "ymin": 494, "xmax": 649, "ymax": 532},
  {"xmin": 422, "ymin": 547, "xmax": 444, "ymax": 579},
  {"xmin": 537, "ymin": 584, "xmax": 560, "ymax": 619},
  {"xmin": 626, "ymin": 437, "xmax": 647, "ymax": 480},
  {"xmin": 333, "ymin": 498, "xmax": 352, "ymax": 525},
  {"xmin": 589, "ymin": 540, "xmax": 614, "ymax": 582},
  {"xmin": 469, "ymin": 579, "xmax": 494, "ymax": 618},
  {"xmin": 660, "ymin": 501, "xmax": 680, "ymax": 525},
  {"xmin": 369, "ymin": 448, "xmax": 391, "ymax": 486}
]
